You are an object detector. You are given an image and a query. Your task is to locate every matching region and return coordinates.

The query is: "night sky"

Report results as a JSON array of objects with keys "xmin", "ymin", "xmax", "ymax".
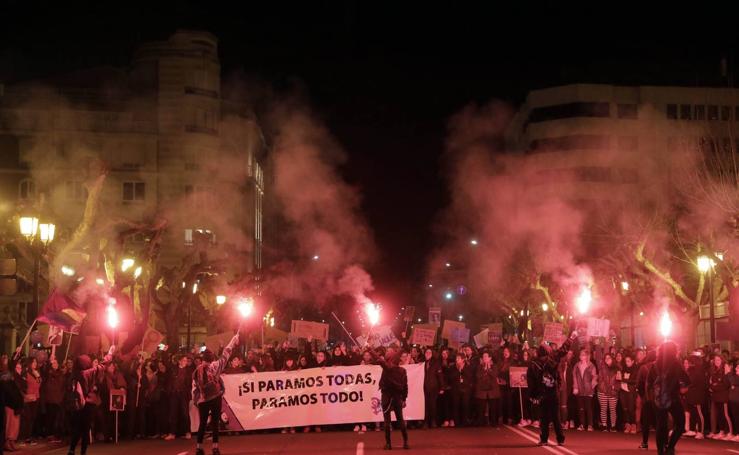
[{"xmin": 1, "ymin": 1, "xmax": 737, "ymax": 307}]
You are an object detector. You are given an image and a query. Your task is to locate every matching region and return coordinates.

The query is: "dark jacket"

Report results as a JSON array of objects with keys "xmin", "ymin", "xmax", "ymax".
[
  {"xmin": 377, "ymin": 359, "xmax": 408, "ymax": 401},
  {"xmin": 646, "ymin": 357, "xmax": 690, "ymax": 408},
  {"xmin": 475, "ymin": 363, "xmax": 500, "ymax": 399},
  {"xmin": 686, "ymin": 364, "xmax": 707, "ymax": 405},
  {"xmin": 527, "ymin": 336, "xmax": 573, "ymax": 402},
  {"xmin": 617, "ymin": 364, "xmax": 638, "ymax": 395},
  {"xmin": 423, "ymin": 359, "xmax": 444, "ymax": 394},
  {"xmin": 728, "ymin": 373, "xmax": 739, "ymax": 404},
  {"xmin": 42, "ymin": 367, "xmax": 66, "ymax": 405},
  {"xmin": 448, "ymin": 363, "xmax": 474, "ymax": 395},
  {"xmin": 709, "ymin": 367, "xmax": 730, "ymax": 403},
  {"xmin": 1, "ymin": 372, "xmax": 23, "ymax": 413}
]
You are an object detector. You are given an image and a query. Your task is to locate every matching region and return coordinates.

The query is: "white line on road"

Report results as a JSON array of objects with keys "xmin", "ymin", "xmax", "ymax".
[
  {"xmin": 516, "ymin": 425, "xmax": 581, "ymax": 455},
  {"xmin": 356, "ymin": 441, "xmax": 365, "ymax": 455},
  {"xmin": 726, "ymin": 450, "xmax": 739, "ymax": 454},
  {"xmin": 505, "ymin": 424, "xmax": 576, "ymax": 455}
]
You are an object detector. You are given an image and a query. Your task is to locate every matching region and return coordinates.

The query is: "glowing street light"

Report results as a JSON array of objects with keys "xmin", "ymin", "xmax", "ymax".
[
  {"xmin": 19, "ymin": 217, "xmax": 39, "ymax": 240},
  {"xmin": 697, "ymin": 255, "xmax": 713, "ymax": 273},
  {"xmin": 621, "ymin": 281, "xmax": 630, "ymax": 292},
  {"xmin": 192, "ymin": 282, "xmax": 198, "ymax": 294},
  {"xmin": 312, "ymin": 255, "xmax": 320, "ymax": 261},
  {"xmin": 457, "ymin": 314, "xmax": 464, "ymax": 321},
  {"xmin": 96, "ymin": 278, "xmax": 105, "ymax": 286},
  {"xmin": 60, "ymin": 265, "xmax": 75, "ymax": 277},
  {"xmin": 121, "ymin": 258, "xmax": 135, "ymax": 272},
  {"xmin": 216, "ymin": 295, "xmax": 227, "ymax": 305},
  {"xmin": 38, "ymin": 223, "xmax": 55, "ymax": 246},
  {"xmin": 541, "ymin": 302, "xmax": 549, "ymax": 312},
  {"xmin": 575, "ymin": 287, "xmax": 592, "ymax": 314},
  {"xmin": 470, "ymin": 239, "xmax": 478, "ymax": 246},
  {"xmin": 659, "ymin": 310, "xmax": 672, "ymax": 340},
  {"xmin": 133, "ymin": 266, "xmax": 143, "ymax": 279},
  {"xmin": 444, "ymin": 262, "xmax": 451, "ymax": 268},
  {"xmin": 716, "ymin": 252, "xmax": 725, "ymax": 261}
]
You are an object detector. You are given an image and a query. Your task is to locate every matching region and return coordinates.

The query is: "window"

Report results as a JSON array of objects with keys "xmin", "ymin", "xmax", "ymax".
[
  {"xmin": 708, "ymin": 105, "xmax": 719, "ymax": 120},
  {"xmin": 666, "ymin": 104, "xmax": 677, "ymax": 119},
  {"xmin": 122, "ymin": 181, "xmax": 145, "ymax": 202},
  {"xmin": 527, "ymin": 102, "xmax": 610, "ymax": 123},
  {"xmin": 679, "ymin": 104, "xmax": 692, "ymax": 120},
  {"xmin": 65, "ymin": 181, "xmax": 87, "ymax": 201},
  {"xmin": 694, "ymin": 105, "xmax": 706, "ymax": 120},
  {"xmin": 617, "ymin": 104, "xmax": 637, "ymax": 119},
  {"xmin": 18, "ymin": 179, "xmax": 35, "ymax": 200},
  {"xmin": 529, "ymin": 135, "xmax": 610, "ymax": 153},
  {"xmin": 722, "ymin": 105, "xmax": 732, "ymax": 121}
]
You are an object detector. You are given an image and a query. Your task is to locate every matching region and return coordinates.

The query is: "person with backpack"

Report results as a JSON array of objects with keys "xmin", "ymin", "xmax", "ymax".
[
  {"xmin": 192, "ymin": 334, "xmax": 238, "ymax": 455},
  {"xmin": 67, "ymin": 344, "xmax": 116, "ymax": 455},
  {"xmin": 373, "ymin": 348, "xmax": 409, "ymax": 450},
  {"xmin": 647, "ymin": 341, "xmax": 690, "ymax": 455},
  {"xmin": 526, "ymin": 330, "xmax": 577, "ymax": 447}
]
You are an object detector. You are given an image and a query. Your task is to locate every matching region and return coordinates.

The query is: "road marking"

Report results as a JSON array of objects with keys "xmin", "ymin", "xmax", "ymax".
[
  {"xmin": 356, "ymin": 441, "xmax": 365, "ymax": 455},
  {"xmin": 516, "ymin": 425, "xmax": 581, "ymax": 455},
  {"xmin": 726, "ymin": 450, "xmax": 739, "ymax": 454},
  {"xmin": 505, "ymin": 424, "xmax": 574, "ymax": 455}
]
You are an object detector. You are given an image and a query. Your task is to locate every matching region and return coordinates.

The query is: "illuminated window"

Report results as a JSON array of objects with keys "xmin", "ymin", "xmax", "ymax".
[
  {"xmin": 122, "ymin": 181, "xmax": 145, "ymax": 202},
  {"xmin": 18, "ymin": 178, "xmax": 35, "ymax": 200}
]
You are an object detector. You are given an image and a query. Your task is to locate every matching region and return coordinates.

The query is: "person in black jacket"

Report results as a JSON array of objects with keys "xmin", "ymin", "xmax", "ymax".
[
  {"xmin": 636, "ymin": 350, "xmax": 656, "ymax": 450},
  {"xmin": 449, "ymin": 353, "xmax": 473, "ymax": 427},
  {"xmin": 647, "ymin": 341, "xmax": 690, "ymax": 455},
  {"xmin": 375, "ymin": 348, "xmax": 409, "ymax": 450},
  {"xmin": 527, "ymin": 330, "xmax": 576, "ymax": 447},
  {"xmin": 422, "ymin": 348, "xmax": 444, "ymax": 429}
]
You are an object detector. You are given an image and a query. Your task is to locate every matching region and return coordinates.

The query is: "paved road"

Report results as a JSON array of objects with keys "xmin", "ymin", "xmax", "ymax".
[{"xmin": 27, "ymin": 426, "xmax": 739, "ymax": 454}]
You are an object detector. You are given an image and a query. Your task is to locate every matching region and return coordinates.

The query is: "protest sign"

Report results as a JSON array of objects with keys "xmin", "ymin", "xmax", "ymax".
[
  {"xmin": 486, "ymin": 323, "xmax": 503, "ymax": 346},
  {"xmin": 141, "ymin": 327, "xmax": 164, "ymax": 354},
  {"xmin": 429, "ymin": 307, "xmax": 441, "ymax": 327},
  {"xmin": 204, "ymin": 364, "xmax": 425, "ymax": 431},
  {"xmin": 356, "ymin": 325, "xmax": 400, "ymax": 348},
  {"xmin": 448, "ymin": 327, "xmax": 470, "ymax": 349},
  {"xmin": 411, "ymin": 324, "xmax": 437, "ymax": 346},
  {"xmin": 587, "ymin": 318, "xmax": 610, "ymax": 338},
  {"xmin": 290, "ymin": 320, "xmax": 329, "ymax": 341},
  {"xmin": 473, "ymin": 329, "xmax": 489, "ymax": 348},
  {"xmin": 47, "ymin": 325, "xmax": 63, "ymax": 346},
  {"xmin": 109, "ymin": 389, "xmax": 126, "ymax": 412},
  {"xmin": 509, "ymin": 366, "xmax": 528, "ymax": 388},
  {"xmin": 543, "ymin": 322, "xmax": 565, "ymax": 345},
  {"xmin": 441, "ymin": 320, "xmax": 465, "ymax": 340}
]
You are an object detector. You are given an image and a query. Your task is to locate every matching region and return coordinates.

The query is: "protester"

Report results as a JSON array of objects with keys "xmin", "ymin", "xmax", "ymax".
[
  {"xmin": 422, "ymin": 348, "xmax": 444, "ymax": 429},
  {"xmin": 193, "ymin": 334, "xmax": 239, "ymax": 455},
  {"xmin": 595, "ymin": 348, "xmax": 619, "ymax": 432},
  {"xmin": 41, "ymin": 357, "xmax": 65, "ymax": 443},
  {"xmin": 617, "ymin": 353, "xmax": 638, "ymax": 434},
  {"xmin": 449, "ymin": 353, "xmax": 473, "ymax": 427},
  {"xmin": 684, "ymin": 354, "xmax": 706, "ymax": 439},
  {"xmin": 375, "ymin": 348, "xmax": 409, "ymax": 450},
  {"xmin": 2, "ymin": 361, "xmax": 22, "ymax": 452},
  {"xmin": 648, "ymin": 341, "xmax": 690, "ymax": 455},
  {"xmin": 573, "ymin": 349, "xmax": 597, "ymax": 431},
  {"xmin": 708, "ymin": 354, "xmax": 732, "ymax": 439},
  {"xmin": 474, "ymin": 351, "xmax": 500, "ymax": 427},
  {"xmin": 68, "ymin": 344, "xmax": 116, "ymax": 455},
  {"xmin": 18, "ymin": 358, "xmax": 41, "ymax": 446}
]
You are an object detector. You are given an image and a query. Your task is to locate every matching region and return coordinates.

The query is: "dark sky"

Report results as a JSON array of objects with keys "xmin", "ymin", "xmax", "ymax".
[{"xmin": 1, "ymin": 1, "xmax": 738, "ymax": 307}]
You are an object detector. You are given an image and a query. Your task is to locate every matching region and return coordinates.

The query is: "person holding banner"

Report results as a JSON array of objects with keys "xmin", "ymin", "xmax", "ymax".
[
  {"xmin": 527, "ymin": 330, "xmax": 577, "ymax": 447},
  {"xmin": 192, "ymin": 334, "xmax": 238, "ymax": 455},
  {"xmin": 374, "ymin": 349, "xmax": 409, "ymax": 450}
]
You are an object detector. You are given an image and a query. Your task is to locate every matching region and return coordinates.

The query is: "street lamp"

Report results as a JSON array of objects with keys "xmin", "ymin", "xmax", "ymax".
[
  {"xmin": 216, "ymin": 295, "xmax": 227, "ymax": 305},
  {"xmin": 697, "ymin": 255, "xmax": 716, "ymax": 343},
  {"xmin": 18, "ymin": 217, "xmax": 54, "ymax": 318}
]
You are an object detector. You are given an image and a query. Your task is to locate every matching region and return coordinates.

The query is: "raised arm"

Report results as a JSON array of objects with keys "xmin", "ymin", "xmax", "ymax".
[{"xmin": 211, "ymin": 335, "xmax": 239, "ymax": 377}]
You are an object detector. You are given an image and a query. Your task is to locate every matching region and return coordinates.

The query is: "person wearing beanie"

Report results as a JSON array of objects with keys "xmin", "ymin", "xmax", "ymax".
[{"xmin": 192, "ymin": 334, "xmax": 238, "ymax": 455}]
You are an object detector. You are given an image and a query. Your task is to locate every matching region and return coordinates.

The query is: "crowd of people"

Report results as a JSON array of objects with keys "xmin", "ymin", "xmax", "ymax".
[{"xmin": 0, "ymin": 332, "xmax": 738, "ymax": 453}]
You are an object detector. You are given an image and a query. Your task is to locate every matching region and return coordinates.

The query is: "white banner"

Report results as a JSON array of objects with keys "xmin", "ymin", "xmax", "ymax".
[{"xmin": 206, "ymin": 364, "xmax": 424, "ymax": 431}]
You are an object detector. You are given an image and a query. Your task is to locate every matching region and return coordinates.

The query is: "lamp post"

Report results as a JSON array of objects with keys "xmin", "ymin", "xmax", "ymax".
[
  {"xmin": 19, "ymin": 217, "xmax": 55, "ymax": 318},
  {"xmin": 697, "ymin": 255, "xmax": 715, "ymax": 344}
]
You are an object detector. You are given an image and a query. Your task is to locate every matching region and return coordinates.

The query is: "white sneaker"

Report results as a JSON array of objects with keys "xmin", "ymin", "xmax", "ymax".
[
  {"xmin": 695, "ymin": 432, "xmax": 704, "ymax": 440},
  {"xmin": 518, "ymin": 419, "xmax": 528, "ymax": 427},
  {"xmin": 281, "ymin": 429, "xmax": 288, "ymax": 434},
  {"xmin": 353, "ymin": 425, "xmax": 360, "ymax": 432},
  {"xmin": 718, "ymin": 432, "xmax": 728, "ymax": 440},
  {"xmin": 361, "ymin": 425, "xmax": 367, "ymax": 432},
  {"xmin": 442, "ymin": 421, "xmax": 449, "ymax": 427},
  {"xmin": 449, "ymin": 421, "xmax": 455, "ymax": 427},
  {"xmin": 684, "ymin": 430, "xmax": 696, "ymax": 437},
  {"xmin": 533, "ymin": 421, "xmax": 540, "ymax": 428}
]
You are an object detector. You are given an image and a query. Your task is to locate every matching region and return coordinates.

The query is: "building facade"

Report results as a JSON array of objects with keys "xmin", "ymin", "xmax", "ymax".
[
  {"xmin": 0, "ymin": 30, "xmax": 266, "ymax": 351},
  {"xmin": 506, "ymin": 83, "xmax": 739, "ymax": 347}
]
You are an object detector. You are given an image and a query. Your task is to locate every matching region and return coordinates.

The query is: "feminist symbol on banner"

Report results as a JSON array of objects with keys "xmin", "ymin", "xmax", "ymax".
[{"xmin": 371, "ymin": 397, "xmax": 382, "ymax": 415}]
